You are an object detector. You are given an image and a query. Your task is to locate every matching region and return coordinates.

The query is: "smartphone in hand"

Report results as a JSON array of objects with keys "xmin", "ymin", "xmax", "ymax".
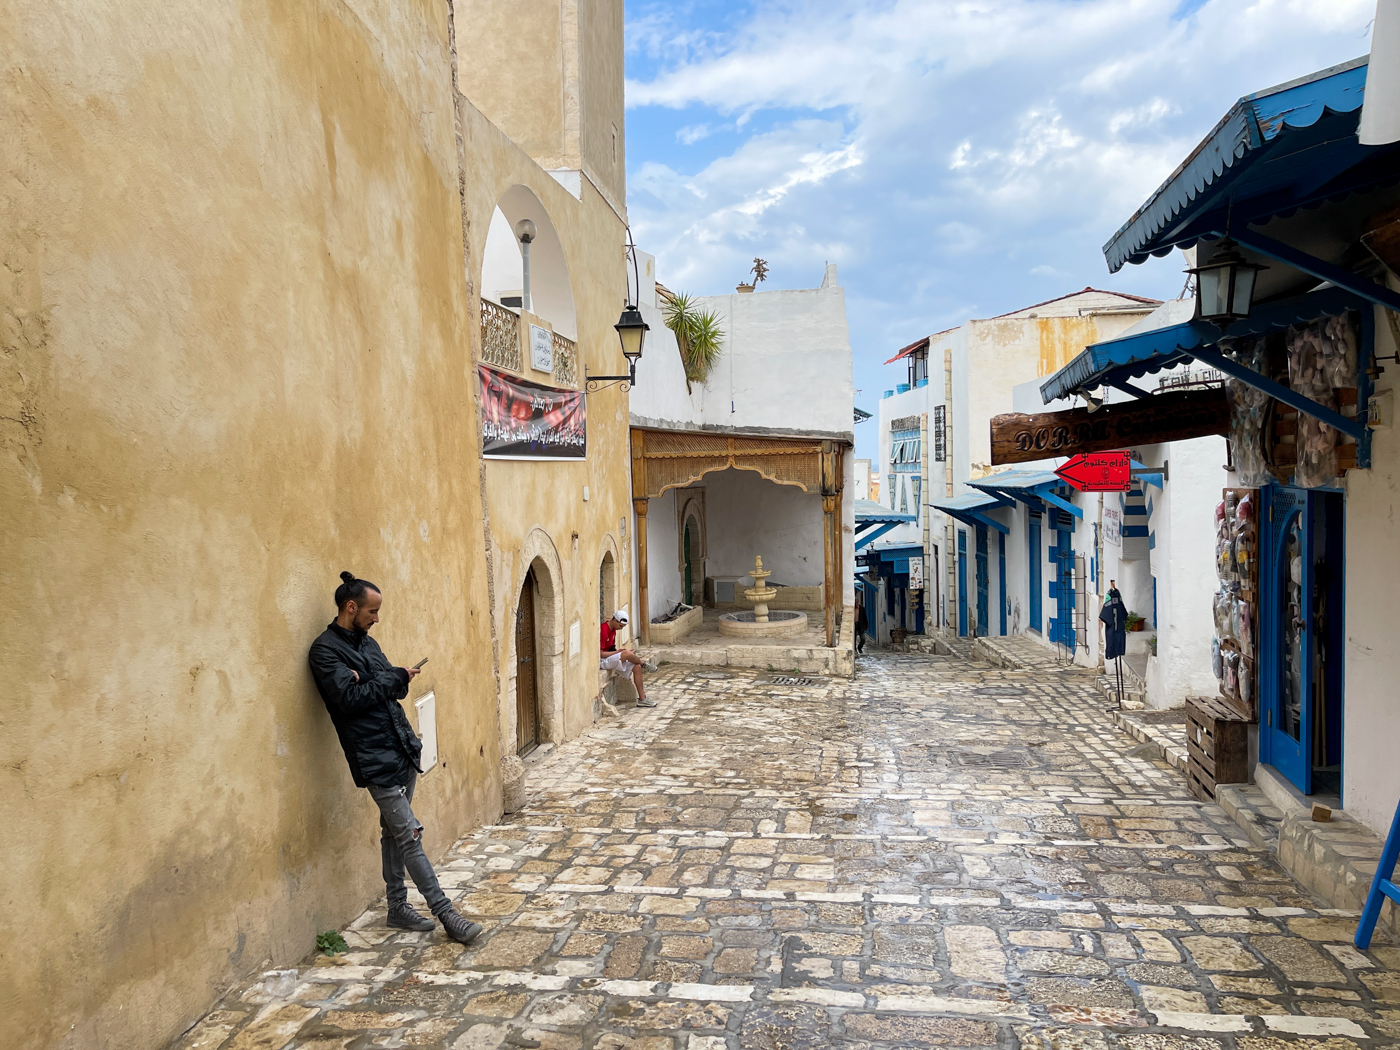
[{"xmin": 412, "ymin": 657, "xmax": 429, "ymax": 670}]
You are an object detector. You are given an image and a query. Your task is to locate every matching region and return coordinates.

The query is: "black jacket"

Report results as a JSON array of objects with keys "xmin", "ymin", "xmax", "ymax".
[{"xmin": 308, "ymin": 622, "xmax": 421, "ymax": 788}]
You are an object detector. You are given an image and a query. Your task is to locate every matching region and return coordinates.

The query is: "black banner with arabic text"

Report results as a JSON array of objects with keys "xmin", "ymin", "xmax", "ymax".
[{"xmin": 478, "ymin": 366, "xmax": 586, "ymax": 460}]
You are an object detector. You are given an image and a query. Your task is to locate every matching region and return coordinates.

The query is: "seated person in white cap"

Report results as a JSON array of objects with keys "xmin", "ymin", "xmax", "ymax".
[{"xmin": 600, "ymin": 610, "xmax": 659, "ymax": 708}]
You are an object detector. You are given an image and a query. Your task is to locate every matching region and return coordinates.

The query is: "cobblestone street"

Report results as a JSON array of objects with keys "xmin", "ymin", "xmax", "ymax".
[{"xmin": 182, "ymin": 651, "xmax": 1400, "ymax": 1050}]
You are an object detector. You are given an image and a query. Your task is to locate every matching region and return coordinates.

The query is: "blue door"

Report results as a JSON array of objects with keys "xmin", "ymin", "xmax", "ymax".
[
  {"xmin": 1050, "ymin": 525, "xmax": 1075, "ymax": 648},
  {"xmin": 1028, "ymin": 517, "xmax": 1042, "ymax": 632},
  {"xmin": 1261, "ymin": 485, "xmax": 1346, "ymax": 796},
  {"xmin": 957, "ymin": 530, "xmax": 968, "ymax": 637},
  {"xmin": 975, "ymin": 525, "xmax": 989, "ymax": 637},
  {"xmin": 1262, "ymin": 486, "xmax": 1311, "ymax": 792},
  {"xmin": 998, "ymin": 532, "xmax": 1007, "ymax": 636}
]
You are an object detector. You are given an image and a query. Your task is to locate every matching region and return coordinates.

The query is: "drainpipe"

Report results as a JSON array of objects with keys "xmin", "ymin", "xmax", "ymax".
[{"xmin": 515, "ymin": 218, "xmax": 536, "ymax": 313}]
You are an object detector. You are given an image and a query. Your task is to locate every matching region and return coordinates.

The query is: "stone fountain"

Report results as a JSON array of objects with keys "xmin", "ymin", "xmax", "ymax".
[
  {"xmin": 716, "ymin": 554, "xmax": 809, "ymax": 638},
  {"xmin": 744, "ymin": 555, "xmax": 777, "ymax": 622}
]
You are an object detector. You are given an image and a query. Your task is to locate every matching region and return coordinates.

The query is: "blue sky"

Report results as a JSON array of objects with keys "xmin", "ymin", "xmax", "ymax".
[{"xmin": 622, "ymin": 0, "xmax": 1377, "ymax": 460}]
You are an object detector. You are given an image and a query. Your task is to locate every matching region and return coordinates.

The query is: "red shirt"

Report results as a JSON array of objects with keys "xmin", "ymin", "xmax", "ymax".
[{"xmin": 600, "ymin": 621, "xmax": 617, "ymax": 653}]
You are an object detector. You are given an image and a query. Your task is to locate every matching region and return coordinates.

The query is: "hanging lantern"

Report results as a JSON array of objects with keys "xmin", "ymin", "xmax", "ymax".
[{"xmin": 1189, "ymin": 238, "xmax": 1266, "ymax": 325}]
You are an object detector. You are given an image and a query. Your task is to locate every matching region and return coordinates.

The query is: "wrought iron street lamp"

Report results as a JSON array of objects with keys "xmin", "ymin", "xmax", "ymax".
[
  {"xmin": 588, "ymin": 227, "xmax": 650, "ymax": 392},
  {"xmin": 1189, "ymin": 238, "xmax": 1266, "ymax": 326}
]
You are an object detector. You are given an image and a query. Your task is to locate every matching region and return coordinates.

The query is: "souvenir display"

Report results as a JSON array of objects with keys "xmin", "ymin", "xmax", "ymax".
[
  {"xmin": 1221, "ymin": 335, "xmax": 1273, "ymax": 486},
  {"xmin": 1212, "ymin": 487, "xmax": 1259, "ymax": 720},
  {"xmin": 1284, "ymin": 315, "xmax": 1359, "ymax": 488}
]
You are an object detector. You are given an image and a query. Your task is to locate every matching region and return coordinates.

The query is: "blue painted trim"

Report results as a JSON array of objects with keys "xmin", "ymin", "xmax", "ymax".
[
  {"xmin": 1039, "ymin": 489, "xmax": 1084, "ymax": 520},
  {"xmin": 998, "ymin": 532, "xmax": 1007, "ymax": 637},
  {"xmin": 1149, "ymin": 533, "xmax": 1157, "ymax": 550},
  {"xmin": 1230, "ymin": 230, "xmax": 1400, "ymax": 317},
  {"xmin": 1124, "ymin": 504, "xmax": 1147, "ymax": 516},
  {"xmin": 1039, "ymin": 285, "xmax": 1368, "ymax": 403},
  {"xmin": 943, "ymin": 507, "xmax": 1010, "ymax": 536},
  {"xmin": 1122, "ymin": 525, "xmax": 1149, "ymax": 538},
  {"xmin": 855, "ymin": 521, "xmax": 901, "ymax": 551}
]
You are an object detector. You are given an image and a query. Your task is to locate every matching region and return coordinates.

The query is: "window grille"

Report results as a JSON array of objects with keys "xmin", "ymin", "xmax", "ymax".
[{"xmin": 933, "ymin": 405, "xmax": 946, "ymax": 462}]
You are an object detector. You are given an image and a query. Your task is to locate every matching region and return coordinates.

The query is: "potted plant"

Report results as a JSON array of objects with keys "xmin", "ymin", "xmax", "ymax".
[
  {"xmin": 1126, "ymin": 612, "xmax": 1146, "ymax": 632},
  {"xmin": 663, "ymin": 292, "xmax": 726, "ymax": 391}
]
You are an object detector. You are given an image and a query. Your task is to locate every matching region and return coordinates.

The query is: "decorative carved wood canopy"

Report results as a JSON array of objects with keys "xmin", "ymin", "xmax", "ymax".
[
  {"xmin": 630, "ymin": 428, "xmax": 839, "ymax": 498},
  {"xmin": 628, "ymin": 426, "xmax": 847, "ymax": 648}
]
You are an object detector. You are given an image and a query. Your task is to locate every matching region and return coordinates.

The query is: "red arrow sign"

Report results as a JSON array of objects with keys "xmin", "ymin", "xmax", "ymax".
[{"xmin": 1054, "ymin": 451, "xmax": 1130, "ymax": 492}]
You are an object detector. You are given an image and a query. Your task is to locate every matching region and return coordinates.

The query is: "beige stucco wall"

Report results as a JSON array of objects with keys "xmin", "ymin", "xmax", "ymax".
[
  {"xmin": 455, "ymin": 0, "xmax": 626, "ymax": 216},
  {"xmin": 963, "ymin": 310, "xmax": 1151, "ymax": 472},
  {"xmin": 1, "ymin": 3, "xmax": 505, "ymax": 1048},
  {"xmin": 455, "ymin": 99, "xmax": 632, "ymax": 756}
]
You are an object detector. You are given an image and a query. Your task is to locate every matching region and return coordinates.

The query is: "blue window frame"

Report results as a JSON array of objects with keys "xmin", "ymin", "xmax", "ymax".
[{"xmin": 998, "ymin": 532, "xmax": 1007, "ymax": 636}]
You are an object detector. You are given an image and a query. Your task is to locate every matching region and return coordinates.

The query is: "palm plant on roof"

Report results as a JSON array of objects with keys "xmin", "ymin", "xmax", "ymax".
[{"xmin": 663, "ymin": 292, "xmax": 726, "ymax": 388}]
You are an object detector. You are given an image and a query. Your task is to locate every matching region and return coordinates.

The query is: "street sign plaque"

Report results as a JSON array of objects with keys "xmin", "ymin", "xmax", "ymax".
[{"xmin": 1054, "ymin": 452, "xmax": 1131, "ymax": 492}]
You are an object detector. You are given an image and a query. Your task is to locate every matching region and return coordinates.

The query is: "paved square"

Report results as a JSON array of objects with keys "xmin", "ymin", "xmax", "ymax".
[{"xmin": 178, "ymin": 651, "xmax": 1400, "ymax": 1049}]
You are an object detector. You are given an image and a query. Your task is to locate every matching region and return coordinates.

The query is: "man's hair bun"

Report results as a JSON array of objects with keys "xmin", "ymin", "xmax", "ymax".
[{"xmin": 334, "ymin": 571, "xmax": 379, "ymax": 609}]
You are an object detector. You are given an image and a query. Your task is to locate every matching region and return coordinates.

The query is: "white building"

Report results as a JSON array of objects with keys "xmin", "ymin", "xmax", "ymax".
[
  {"xmin": 626, "ymin": 260, "xmax": 857, "ymax": 669},
  {"xmin": 862, "ymin": 289, "xmax": 1158, "ymax": 647},
  {"xmin": 1038, "ymin": 56, "xmax": 1400, "ymax": 862}
]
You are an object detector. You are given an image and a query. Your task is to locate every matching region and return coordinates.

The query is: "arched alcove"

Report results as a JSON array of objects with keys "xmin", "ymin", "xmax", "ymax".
[
  {"xmin": 599, "ymin": 550, "xmax": 617, "ymax": 624},
  {"xmin": 677, "ymin": 490, "xmax": 707, "ymax": 607},
  {"xmin": 480, "ymin": 185, "xmax": 577, "ymax": 340},
  {"xmin": 503, "ymin": 529, "xmax": 566, "ymax": 752}
]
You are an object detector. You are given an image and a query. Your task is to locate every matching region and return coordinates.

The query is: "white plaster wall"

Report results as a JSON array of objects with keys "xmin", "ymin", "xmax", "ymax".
[
  {"xmin": 701, "ymin": 468, "xmax": 825, "ymax": 587},
  {"xmin": 629, "ymin": 264, "xmax": 854, "ymax": 441},
  {"xmin": 641, "ymin": 487, "xmax": 681, "ymax": 623},
  {"xmin": 854, "ymin": 459, "xmax": 870, "ymax": 500},
  {"xmin": 1342, "ymin": 296, "xmax": 1400, "ymax": 835},
  {"xmin": 1141, "ymin": 437, "xmax": 1227, "ymax": 709}
]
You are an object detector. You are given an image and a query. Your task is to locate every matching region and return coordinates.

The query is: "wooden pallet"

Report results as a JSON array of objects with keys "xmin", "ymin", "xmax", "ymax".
[{"xmin": 1186, "ymin": 695, "xmax": 1250, "ymax": 803}]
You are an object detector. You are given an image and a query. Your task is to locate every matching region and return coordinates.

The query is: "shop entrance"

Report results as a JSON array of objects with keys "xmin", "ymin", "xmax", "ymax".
[{"xmin": 1261, "ymin": 485, "xmax": 1344, "ymax": 796}]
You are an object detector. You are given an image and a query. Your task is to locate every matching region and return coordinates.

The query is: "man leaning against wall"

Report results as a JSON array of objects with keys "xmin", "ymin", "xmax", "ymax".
[{"xmin": 308, "ymin": 572, "xmax": 482, "ymax": 944}]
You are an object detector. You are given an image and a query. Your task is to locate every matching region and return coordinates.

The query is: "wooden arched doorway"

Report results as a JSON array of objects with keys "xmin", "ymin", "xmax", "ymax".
[{"xmin": 515, "ymin": 569, "xmax": 539, "ymax": 755}]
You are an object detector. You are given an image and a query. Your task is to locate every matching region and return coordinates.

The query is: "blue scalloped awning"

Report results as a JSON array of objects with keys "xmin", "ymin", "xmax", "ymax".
[
  {"xmin": 1039, "ymin": 285, "xmax": 1369, "ymax": 404},
  {"xmin": 1103, "ymin": 57, "xmax": 1396, "ymax": 272}
]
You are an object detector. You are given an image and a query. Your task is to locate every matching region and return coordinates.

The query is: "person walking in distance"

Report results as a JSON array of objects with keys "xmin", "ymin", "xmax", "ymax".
[
  {"xmin": 308, "ymin": 572, "xmax": 482, "ymax": 944},
  {"xmin": 600, "ymin": 611, "xmax": 658, "ymax": 707}
]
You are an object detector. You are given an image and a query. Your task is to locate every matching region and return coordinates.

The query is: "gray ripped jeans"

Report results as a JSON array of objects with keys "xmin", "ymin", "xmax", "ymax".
[{"xmin": 366, "ymin": 775, "xmax": 450, "ymax": 917}]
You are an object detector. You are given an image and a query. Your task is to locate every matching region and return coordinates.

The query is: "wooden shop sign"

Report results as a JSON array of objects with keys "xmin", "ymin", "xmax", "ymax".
[{"xmin": 990, "ymin": 388, "xmax": 1230, "ymax": 466}]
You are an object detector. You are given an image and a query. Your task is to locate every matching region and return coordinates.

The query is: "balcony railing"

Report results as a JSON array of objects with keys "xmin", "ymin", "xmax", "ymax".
[
  {"xmin": 480, "ymin": 299, "xmax": 521, "ymax": 372},
  {"xmin": 553, "ymin": 332, "xmax": 577, "ymax": 388}
]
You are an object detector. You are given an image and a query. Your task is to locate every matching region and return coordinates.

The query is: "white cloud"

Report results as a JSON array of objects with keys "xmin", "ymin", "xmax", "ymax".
[
  {"xmin": 623, "ymin": 0, "xmax": 1375, "ymax": 453},
  {"xmin": 676, "ymin": 123, "xmax": 712, "ymax": 145}
]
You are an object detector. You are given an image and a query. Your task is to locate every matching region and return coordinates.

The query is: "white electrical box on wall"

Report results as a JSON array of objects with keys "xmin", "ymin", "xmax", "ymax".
[
  {"xmin": 569, "ymin": 620, "xmax": 581, "ymax": 657},
  {"xmin": 415, "ymin": 691, "xmax": 438, "ymax": 773}
]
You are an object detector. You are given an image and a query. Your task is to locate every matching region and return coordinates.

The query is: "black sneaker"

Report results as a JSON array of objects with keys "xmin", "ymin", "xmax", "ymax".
[
  {"xmin": 386, "ymin": 902, "xmax": 436, "ymax": 932},
  {"xmin": 439, "ymin": 908, "xmax": 484, "ymax": 945}
]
